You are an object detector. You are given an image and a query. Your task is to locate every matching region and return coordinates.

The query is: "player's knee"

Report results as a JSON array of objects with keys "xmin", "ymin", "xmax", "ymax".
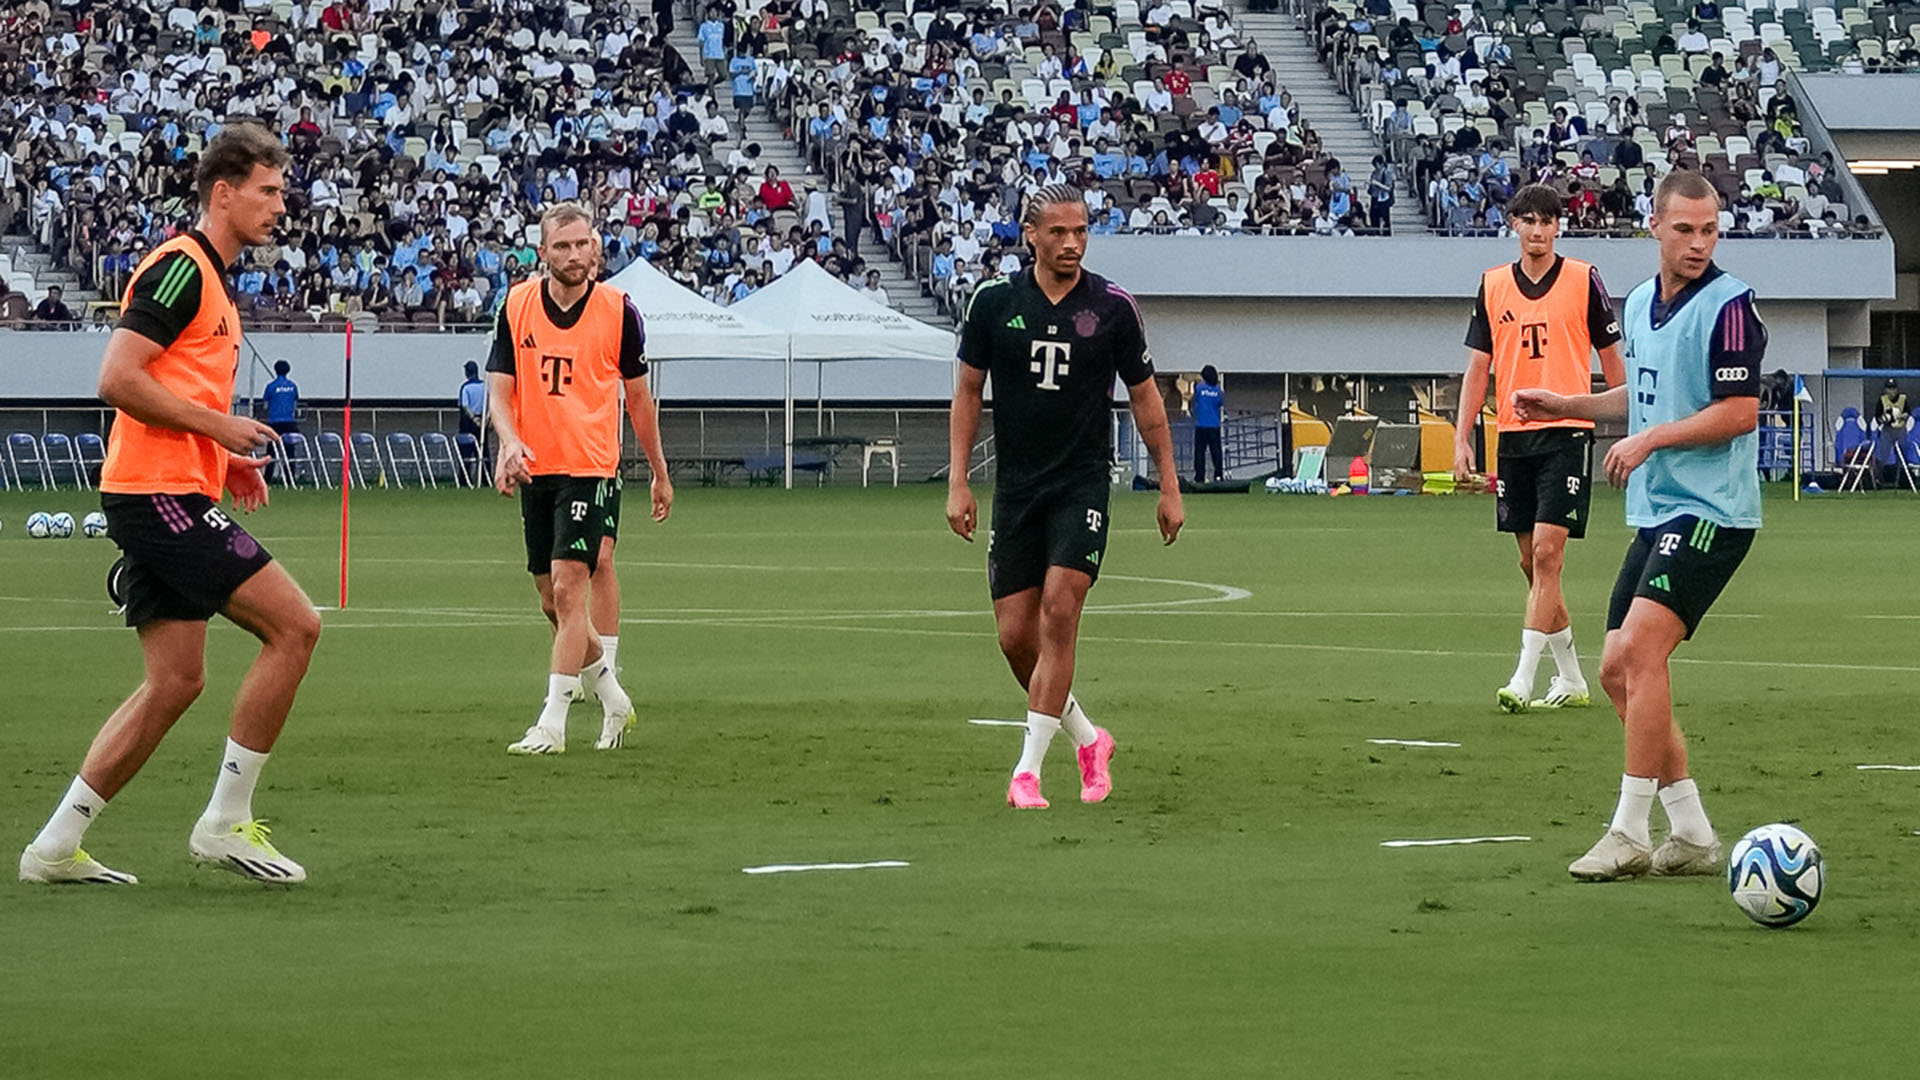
[
  {"xmin": 1517, "ymin": 550, "xmax": 1535, "ymax": 581},
  {"xmin": 996, "ymin": 620, "xmax": 1035, "ymax": 660},
  {"xmin": 1531, "ymin": 544, "xmax": 1564, "ymax": 579},
  {"xmin": 1038, "ymin": 592, "xmax": 1083, "ymax": 635},
  {"xmin": 152, "ymin": 665, "xmax": 206, "ymax": 707},
  {"xmin": 282, "ymin": 606, "xmax": 322, "ymax": 657},
  {"xmin": 1601, "ymin": 635, "xmax": 1652, "ymax": 691}
]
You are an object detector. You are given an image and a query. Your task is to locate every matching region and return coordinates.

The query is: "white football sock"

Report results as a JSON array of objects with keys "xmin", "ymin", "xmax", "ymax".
[
  {"xmin": 1060, "ymin": 694, "xmax": 1099, "ymax": 748},
  {"xmin": 591, "ymin": 660, "xmax": 632, "ymax": 718},
  {"xmin": 32, "ymin": 776, "xmax": 106, "ymax": 860},
  {"xmin": 201, "ymin": 738, "xmax": 270, "ymax": 829},
  {"xmin": 1014, "ymin": 710, "xmax": 1061, "ymax": 778},
  {"xmin": 597, "ymin": 634, "xmax": 619, "ymax": 675},
  {"xmin": 539, "ymin": 674, "xmax": 580, "ymax": 735},
  {"xmin": 1545, "ymin": 627, "xmax": 1583, "ymax": 684},
  {"xmin": 1658, "ymin": 778, "xmax": 1715, "ymax": 845},
  {"xmin": 1509, "ymin": 629, "xmax": 1547, "ymax": 691},
  {"xmin": 1608, "ymin": 774, "xmax": 1658, "ymax": 848}
]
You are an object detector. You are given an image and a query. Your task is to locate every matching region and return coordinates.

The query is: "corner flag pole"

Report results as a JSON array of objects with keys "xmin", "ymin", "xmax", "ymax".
[{"xmin": 339, "ymin": 320, "xmax": 353, "ymax": 608}]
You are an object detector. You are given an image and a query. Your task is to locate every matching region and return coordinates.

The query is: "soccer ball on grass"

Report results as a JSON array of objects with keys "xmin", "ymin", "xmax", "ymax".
[
  {"xmin": 82, "ymin": 512, "xmax": 109, "ymax": 538},
  {"xmin": 48, "ymin": 512, "xmax": 75, "ymax": 538},
  {"xmin": 26, "ymin": 512, "xmax": 53, "ymax": 538},
  {"xmin": 1728, "ymin": 823, "xmax": 1823, "ymax": 928}
]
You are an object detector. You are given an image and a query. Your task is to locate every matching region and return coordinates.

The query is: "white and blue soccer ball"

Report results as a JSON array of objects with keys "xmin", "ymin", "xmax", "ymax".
[
  {"xmin": 26, "ymin": 511, "xmax": 54, "ymax": 538},
  {"xmin": 48, "ymin": 512, "xmax": 75, "ymax": 538},
  {"xmin": 81, "ymin": 512, "xmax": 108, "ymax": 538},
  {"xmin": 1729, "ymin": 823, "xmax": 1824, "ymax": 928}
]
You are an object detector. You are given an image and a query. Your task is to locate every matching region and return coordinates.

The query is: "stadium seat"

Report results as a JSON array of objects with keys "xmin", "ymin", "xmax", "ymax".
[
  {"xmin": 862, "ymin": 438, "xmax": 900, "ymax": 488},
  {"xmin": 454, "ymin": 432, "xmax": 486, "ymax": 488},
  {"xmin": 8, "ymin": 432, "xmax": 52, "ymax": 489},
  {"xmin": 349, "ymin": 432, "xmax": 383, "ymax": 487},
  {"xmin": 385, "ymin": 432, "xmax": 426, "ymax": 488},
  {"xmin": 74, "ymin": 433, "xmax": 105, "ymax": 487},
  {"xmin": 277, "ymin": 431, "xmax": 317, "ymax": 489},
  {"xmin": 315, "ymin": 431, "xmax": 348, "ymax": 488},
  {"xmin": 41, "ymin": 433, "xmax": 85, "ymax": 489},
  {"xmin": 1835, "ymin": 407, "xmax": 1873, "ymax": 491},
  {"xmin": 419, "ymin": 432, "xmax": 462, "ymax": 487}
]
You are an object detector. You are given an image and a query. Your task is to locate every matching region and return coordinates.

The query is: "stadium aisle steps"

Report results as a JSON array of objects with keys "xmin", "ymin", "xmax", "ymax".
[
  {"xmin": 1233, "ymin": 4, "xmax": 1428, "ymax": 233},
  {"xmin": 665, "ymin": 20, "xmax": 944, "ymax": 323}
]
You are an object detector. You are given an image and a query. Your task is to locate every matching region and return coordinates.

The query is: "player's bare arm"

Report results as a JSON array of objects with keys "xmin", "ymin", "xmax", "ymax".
[
  {"xmin": 1512, "ymin": 384, "xmax": 1628, "ymax": 425},
  {"xmin": 946, "ymin": 363, "xmax": 986, "ymax": 541},
  {"xmin": 1604, "ymin": 395, "xmax": 1758, "ymax": 489},
  {"xmin": 98, "ymin": 328, "xmax": 276, "ymax": 456},
  {"xmin": 1127, "ymin": 376, "xmax": 1183, "ymax": 544},
  {"xmin": 487, "ymin": 370, "xmax": 533, "ymax": 493},
  {"xmin": 1454, "ymin": 348, "xmax": 1493, "ymax": 480},
  {"xmin": 624, "ymin": 373, "xmax": 673, "ymax": 522}
]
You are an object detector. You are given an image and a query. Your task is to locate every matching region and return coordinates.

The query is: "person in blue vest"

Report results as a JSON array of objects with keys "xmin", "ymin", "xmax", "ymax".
[
  {"xmin": 261, "ymin": 360, "xmax": 300, "ymax": 483},
  {"xmin": 458, "ymin": 359, "xmax": 487, "ymax": 483},
  {"xmin": 1513, "ymin": 169, "xmax": 1767, "ymax": 884},
  {"xmin": 1192, "ymin": 364, "xmax": 1224, "ymax": 483}
]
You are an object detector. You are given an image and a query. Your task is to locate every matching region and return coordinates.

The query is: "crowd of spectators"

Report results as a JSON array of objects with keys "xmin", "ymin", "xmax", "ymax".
[
  {"xmin": 1311, "ymin": 0, "xmax": 1893, "ymax": 238},
  {"xmin": 0, "ymin": 0, "xmax": 1392, "ymax": 331}
]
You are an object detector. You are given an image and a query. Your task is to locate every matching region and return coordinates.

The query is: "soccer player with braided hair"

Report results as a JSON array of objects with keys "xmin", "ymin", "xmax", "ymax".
[{"xmin": 947, "ymin": 183, "xmax": 1184, "ymax": 809}]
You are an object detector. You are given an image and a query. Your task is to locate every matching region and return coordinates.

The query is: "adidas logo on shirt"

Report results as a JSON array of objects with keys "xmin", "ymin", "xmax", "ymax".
[
  {"xmin": 520, "ymin": 332, "xmax": 538, "ymax": 348},
  {"xmin": 214, "ymin": 317, "xmax": 231, "ymax": 336},
  {"xmin": 1498, "ymin": 310, "xmax": 1515, "ymax": 324},
  {"xmin": 1005, "ymin": 315, "xmax": 1026, "ymax": 329}
]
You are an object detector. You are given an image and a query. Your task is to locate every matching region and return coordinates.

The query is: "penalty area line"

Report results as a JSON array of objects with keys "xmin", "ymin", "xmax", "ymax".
[
  {"xmin": 1856, "ymin": 764, "xmax": 1920, "ymax": 772},
  {"xmin": 742, "ymin": 860, "xmax": 910, "ymax": 875}
]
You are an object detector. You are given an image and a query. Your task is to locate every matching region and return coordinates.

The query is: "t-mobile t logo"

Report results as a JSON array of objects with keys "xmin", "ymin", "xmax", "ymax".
[{"xmin": 1029, "ymin": 340, "xmax": 1071, "ymax": 390}]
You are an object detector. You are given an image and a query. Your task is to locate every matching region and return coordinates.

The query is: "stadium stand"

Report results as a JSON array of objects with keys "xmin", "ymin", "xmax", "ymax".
[
  {"xmin": 1306, "ymin": 0, "xmax": 1914, "ymax": 236},
  {"xmin": 0, "ymin": 0, "xmax": 1432, "ymax": 331}
]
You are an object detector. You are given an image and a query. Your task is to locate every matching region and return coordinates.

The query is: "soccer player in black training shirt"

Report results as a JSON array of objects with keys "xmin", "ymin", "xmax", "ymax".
[{"xmin": 946, "ymin": 184, "xmax": 1185, "ymax": 809}]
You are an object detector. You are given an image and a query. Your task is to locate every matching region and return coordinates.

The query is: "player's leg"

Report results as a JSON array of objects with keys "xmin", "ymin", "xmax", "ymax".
[
  {"xmin": 1570, "ymin": 602, "xmax": 1688, "ymax": 882},
  {"xmin": 508, "ymin": 480, "xmax": 600, "ymax": 754},
  {"xmin": 20, "ymin": 618, "xmax": 208, "ymax": 884},
  {"xmin": 188, "ymin": 562, "xmax": 322, "ymax": 883},
  {"xmin": 1524, "ymin": 522, "xmax": 1590, "ymax": 708},
  {"xmin": 1527, "ymin": 434, "xmax": 1594, "ymax": 708},
  {"xmin": 1496, "ymin": 453, "xmax": 1546, "ymax": 711},
  {"xmin": 1192, "ymin": 424, "xmax": 1208, "ymax": 483},
  {"xmin": 586, "ymin": 532, "xmax": 636, "ymax": 750},
  {"xmin": 1037, "ymin": 487, "xmax": 1116, "ymax": 802},
  {"xmin": 987, "ymin": 489, "xmax": 1054, "ymax": 807}
]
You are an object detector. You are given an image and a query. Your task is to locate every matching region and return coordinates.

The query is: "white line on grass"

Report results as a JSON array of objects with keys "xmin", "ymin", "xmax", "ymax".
[
  {"xmin": 1368, "ymin": 738, "xmax": 1461, "ymax": 748},
  {"xmin": 1856, "ymin": 765, "xmax": 1920, "ymax": 772},
  {"xmin": 968, "ymin": 718, "xmax": 1028, "ymax": 728},
  {"xmin": 1381, "ymin": 836, "xmax": 1531, "ymax": 848},
  {"xmin": 742, "ymin": 860, "xmax": 910, "ymax": 875}
]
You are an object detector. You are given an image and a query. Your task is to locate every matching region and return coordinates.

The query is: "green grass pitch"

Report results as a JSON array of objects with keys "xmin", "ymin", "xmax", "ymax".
[{"xmin": 0, "ymin": 483, "xmax": 1914, "ymax": 1077}]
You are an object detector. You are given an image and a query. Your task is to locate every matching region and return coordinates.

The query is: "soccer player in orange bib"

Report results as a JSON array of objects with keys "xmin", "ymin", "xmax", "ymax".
[
  {"xmin": 488, "ymin": 203, "xmax": 672, "ymax": 755},
  {"xmin": 1455, "ymin": 184, "xmax": 1626, "ymax": 714},
  {"xmin": 19, "ymin": 124, "xmax": 323, "ymax": 886}
]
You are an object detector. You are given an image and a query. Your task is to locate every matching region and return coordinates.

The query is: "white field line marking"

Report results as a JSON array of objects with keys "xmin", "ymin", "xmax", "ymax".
[
  {"xmin": 1368, "ymin": 739, "xmax": 1461, "ymax": 748},
  {"xmin": 968, "ymin": 718, "xmax": 1028, "ymax": 728},
  {"xmin": 1856, "ymin": 764, "xmax": 1920, "ymax": 772},
  {"xmin": 742, "ymin": 860, "xmax": 910, "ymax": 875},
  {"xmin": 1381, "ymin": 836, "xmax": 1532, "ymax": 848}
]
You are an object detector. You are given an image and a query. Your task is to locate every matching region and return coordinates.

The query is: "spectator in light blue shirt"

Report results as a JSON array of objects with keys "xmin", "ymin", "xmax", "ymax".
[
  {"xmin": 698, "ymin": 12, "xmax": 728, "ymax": 84},
  {"xmin": 1092, "ymin": 142, "xmax": 1125, "ymax": 178},
  {"xmin": 730, "ymin": 50, "xmax": 757, "ymax": 122}
]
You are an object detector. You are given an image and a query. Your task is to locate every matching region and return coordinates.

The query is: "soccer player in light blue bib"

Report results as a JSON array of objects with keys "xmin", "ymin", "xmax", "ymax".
[{"xmin": 1511, "ymin": 170, "xmax": 1767, "ymax": 883}]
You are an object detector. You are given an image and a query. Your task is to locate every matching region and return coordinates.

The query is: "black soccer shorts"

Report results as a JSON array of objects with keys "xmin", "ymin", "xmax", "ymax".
[
  {"xmin": 987, "ymin": 479, "xmax": 1112, "ymax": 600},
  {"xmin": 100, "ymin": 493, "xmax": 274, "ymax": 627},
  {"xmin": 1606, "ymin": 515, "xmax": 1755, "ymax": 640},
  {"xmin": 1496, "ymin": 428, "xmax": 1593, "ymax": 539},
  {"xmin": 520, "ymin": 475, "xmax": 612, "ymax": 576}
]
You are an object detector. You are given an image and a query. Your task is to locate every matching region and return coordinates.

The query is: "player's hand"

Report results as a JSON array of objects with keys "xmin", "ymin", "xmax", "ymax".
[
  {"xmin": 650, "ymin": 474, "xmax": 673, "ymax": 522},
  {"xmin": 1452, "ymin": 438, "xmax": 1477, "ymax": 483},
  {"xmin": 946, "ymin": 482, "xmax": 976, "ymax": 541},
  {"xmin": 1157, "ymin": 489, "xmax": 1184, "ymax": 545},
  {"xmin": 1604, "ymin": 432, "xmax": 1654, "ymax": 489},
  {"xmin": 495, "ymin": 441, "xmax": 534, "ymax": 495},
  {"xmin": 1511, "ymin": 389, "xmax": 1566, "ymax": 424},
  {"xmin": 211, "ymin": 412, "xmax": 279, "ymax": 456},
  {"xmin": 225, "ymin": 454, "xmax": 270, "ymax": 513}
]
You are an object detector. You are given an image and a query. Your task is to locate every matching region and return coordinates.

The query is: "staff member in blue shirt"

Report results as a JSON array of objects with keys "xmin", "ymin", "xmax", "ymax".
[
  {"xmin": 458, "ymin": 360, "xmax": 487, "ymax": 483},
  {"xmin": 260, "ymin": 359, "xmax": 300, "ymax": 483},
  {"xmin": 1192, "ymin": 364, "xmax": 1224, "ymax": 483}
]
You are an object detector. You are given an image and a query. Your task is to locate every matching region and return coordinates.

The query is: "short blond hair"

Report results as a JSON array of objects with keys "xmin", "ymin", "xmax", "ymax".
[
  {"xmin": 538, "ymin": 202, "xmax": 594, "ymax": 239},
  {"xmin": 1653, "ymin": 170, "xmax": 1718, "ymax": 216}
]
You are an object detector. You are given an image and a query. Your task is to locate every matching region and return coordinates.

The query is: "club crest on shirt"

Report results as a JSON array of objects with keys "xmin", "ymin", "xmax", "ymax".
[{"xmin": 1073, "ymin": 309, "xmax": 1100, "ymax": 338}]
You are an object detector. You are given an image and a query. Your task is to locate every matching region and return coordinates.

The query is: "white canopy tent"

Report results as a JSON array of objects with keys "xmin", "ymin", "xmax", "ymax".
[
  {"xmin": 731, "ymin": 260, "xmax": 956, "ymax": 486},
  {"xmin": 604, "ymin": 256, "xmax": 788, "ymax": 366}
]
